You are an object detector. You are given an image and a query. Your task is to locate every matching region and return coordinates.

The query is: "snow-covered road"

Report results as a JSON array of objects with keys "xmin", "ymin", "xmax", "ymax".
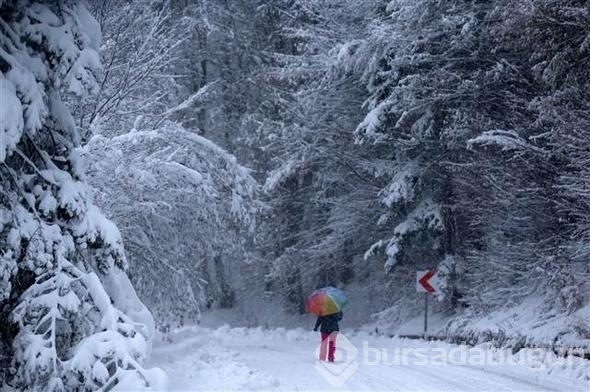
[{"xmin": 149, "ymin": 326, "xmax": 589, "ymax": 391}]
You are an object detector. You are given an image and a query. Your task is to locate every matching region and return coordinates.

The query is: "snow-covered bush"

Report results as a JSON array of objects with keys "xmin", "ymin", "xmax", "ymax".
[
  {"xmin": 0, "ymin": 2, "xmax": 163, "ymax": 390},
  {"xmin": 82, "ymin": 122, "xmax": 259, "ymax": 324}
]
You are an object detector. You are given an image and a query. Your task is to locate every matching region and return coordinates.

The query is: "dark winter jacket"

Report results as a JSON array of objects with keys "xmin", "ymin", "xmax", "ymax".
[{"xmin": 314, "ymin": 311, "xmax": 343, "ymax": 333}]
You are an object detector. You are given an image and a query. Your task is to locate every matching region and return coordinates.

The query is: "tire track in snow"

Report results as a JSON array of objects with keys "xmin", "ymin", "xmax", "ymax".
[{"xmin": 150, "ymin": 327, "xmax": 590, "ymax": 391}]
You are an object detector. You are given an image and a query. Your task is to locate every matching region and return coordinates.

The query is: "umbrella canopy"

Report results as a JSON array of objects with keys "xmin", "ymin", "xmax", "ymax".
[{"xmin": 305, "ymin": 286, "xmax": 348, "ymax": 316}]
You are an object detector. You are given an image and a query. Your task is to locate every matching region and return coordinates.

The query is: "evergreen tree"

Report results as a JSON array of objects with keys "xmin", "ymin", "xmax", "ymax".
[{"xmin": 0, "ymin": 2, "xmax": 162, "ymax": 389}]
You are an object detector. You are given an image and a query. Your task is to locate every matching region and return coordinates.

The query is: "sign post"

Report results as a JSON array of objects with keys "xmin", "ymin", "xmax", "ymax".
[
  {"xmin": 417, "ymin": 270, "xmax": 439, "ymax": 339},
  {"xmin": 423, "ymin": 292, "xmax": 428, "ymax": 339}
]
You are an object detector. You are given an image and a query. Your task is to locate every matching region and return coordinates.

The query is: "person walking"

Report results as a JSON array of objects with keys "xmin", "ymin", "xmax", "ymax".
[{"xmin": 314, "ymin": 311, "xmax": 343, "ymax": 362}]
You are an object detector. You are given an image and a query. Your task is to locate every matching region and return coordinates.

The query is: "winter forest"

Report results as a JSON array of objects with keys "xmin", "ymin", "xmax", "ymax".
[{"xmin": 1, "ymin": 0, "xmax": 590, "ymax": 391}]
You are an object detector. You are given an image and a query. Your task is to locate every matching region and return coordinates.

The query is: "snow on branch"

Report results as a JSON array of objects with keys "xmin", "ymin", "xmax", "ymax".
[
  {"xmin": 156, "ymin": 80, "xmax": 220, "ymax": 120},
  {"xmin": 354, "ymin": 99, "xmax": 394, "ymax": 144},
  {"xmin": 263, "ymin": 158, "xmax": 304, "ymax": 193},
  {"xmin": 467, "ymin": 129, "xmax": 547, "ymax": 154},
  {"xmin": 380, "ymin": 161, "xmax": 421, "ymax": 207},
  {"xmin": 365, "ymin": 199, "xmax": 443, "ymax": 270}
]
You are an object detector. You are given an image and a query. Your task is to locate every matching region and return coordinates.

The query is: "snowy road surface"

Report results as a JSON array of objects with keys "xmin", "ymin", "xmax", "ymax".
[{"xmin": 149, "ymin": 326, "xmax": 589, "ymax": 391}]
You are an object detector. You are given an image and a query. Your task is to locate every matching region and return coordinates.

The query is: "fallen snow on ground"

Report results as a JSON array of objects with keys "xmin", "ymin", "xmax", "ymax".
[
  {"xmin": 149, "ymin": 326, "xmax": 590, "ymax": 391},
  {"xmin": 366, "ymin": 297, "xmax": 590, "ymax": 353}
]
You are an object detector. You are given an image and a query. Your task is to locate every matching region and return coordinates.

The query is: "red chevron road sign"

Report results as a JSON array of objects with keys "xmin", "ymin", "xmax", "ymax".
[{"xmin": 417, "ymin": 270, "xmax": 438, "ymax": 293}]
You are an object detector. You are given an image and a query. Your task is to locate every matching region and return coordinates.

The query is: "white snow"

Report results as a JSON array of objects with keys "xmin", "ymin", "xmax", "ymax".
[
  {"xmin": 381, "ymin": 161, "xmax": 420, "ymax": 207},
  {"xmin": 0, "ymin": 76, "xmax": 24, "ymax": 162},
  {"xmin": 467, "ymin": 129, "xmax": 546, "ymax": 154},
  {"xmin": 49, "ymin": 89, "xmax": 79, "ymax": 145},
  {"xmin": 101, "ymin": 267, "xmax": 156, "ymax": 348},
  {"xmin": 366, "ymin": 199, "xmax": 443, "ymax": 269},
  {"xmin": 394, "ymin": 199, "xmax": 443, "ymax": 236},
  {"xmin": 158, "ymin": 81, "xmax": 218, "ymax": 119},
  {"xmin": 150, "ymin": 325, "xmax": 590, "ymax": 391},
  {"xmin": 263, "ymin": 159, "xmax": 303, "ymax": 193},
  {"xmin": 447, "ymin": 298, "xmax": 590, "ymax": 349},
  {"xmin": 354, "ymin": 99, "xmax": 393, "ymax": 144},
  {"xmin": 72, "ymin": 2, "xmax": 102, "ymax": 50}
]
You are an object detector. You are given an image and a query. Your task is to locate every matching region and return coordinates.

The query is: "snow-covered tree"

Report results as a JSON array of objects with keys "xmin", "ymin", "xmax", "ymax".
[
  {"xmin": 83, "ymin": 121, "xmax": 259, "ymax": 324},
  {"xmin": 69, "ymin": 0, "xmax": 265, "ymax": 324},
  {"xmin": 77, "ymin": 0, "xmax": 195, "ymax": 136},
  {"xmin": 350, "ymin": 0, "xmax": 587, "ymax": 318},
  {"xmin": 483, "ymin": 0, "xmax": 589, "ymax": 313},
  {"xmin": 0, "ymin": 2, "xmax": 163, "ymax": 390},
  {"xmin": 255, "ymin": 0, "xmax": 399, "ymax": 313},
  {"xmin": 259, "ymin": 0, "xmax": 588, "ymax": 328}
]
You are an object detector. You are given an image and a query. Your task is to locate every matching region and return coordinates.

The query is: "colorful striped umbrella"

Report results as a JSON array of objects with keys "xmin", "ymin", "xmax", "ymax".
[{"xmin": 305, "ymin": 286, "xmax": 348, "ymax": 316}]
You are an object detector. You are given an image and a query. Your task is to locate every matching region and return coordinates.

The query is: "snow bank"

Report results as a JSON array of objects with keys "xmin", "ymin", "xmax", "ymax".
[
  {"xmin": 151, "ymin": 326, "xmax": 284, "ymax": 391},
  {"xmin": 443, "ymin": 298, "xmax": 590, "ymax": 350},
  {"xmin": 362, "ymin": 296, "xmax": 590, "ymax": 365}
]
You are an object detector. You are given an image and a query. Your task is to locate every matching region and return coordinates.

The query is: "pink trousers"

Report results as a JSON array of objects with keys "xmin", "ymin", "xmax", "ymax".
[{"xmin": 319, "ymin": 332, "xmax": 337, "ymax": 361}]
